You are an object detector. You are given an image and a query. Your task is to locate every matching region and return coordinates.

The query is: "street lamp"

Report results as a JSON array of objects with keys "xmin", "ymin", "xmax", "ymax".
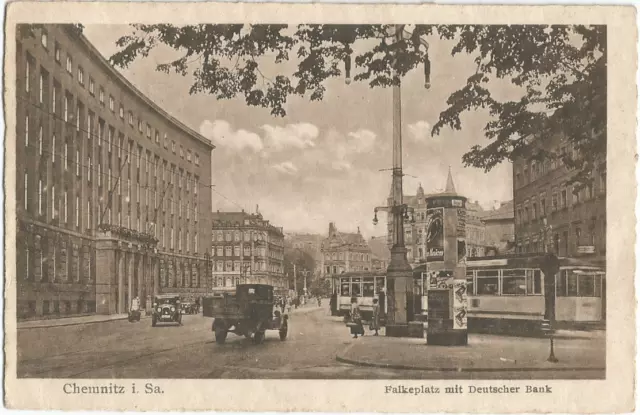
[{"xmin": 541, "ymin": 216, "xmax": 559, "ymax": 363}]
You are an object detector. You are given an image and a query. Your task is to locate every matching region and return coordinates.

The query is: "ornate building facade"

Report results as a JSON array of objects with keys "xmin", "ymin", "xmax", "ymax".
[
  {"xmin": 385, "ymin": 169, "xmax": 511, "ymax": 267},
  {"xmin": 320, "ymin": 223, "xmax": 373, "ymax": 277},
  {"xmin": 15, "ymin": 25, "xmax": 214, "ymax": 319},
  {"xmin": 210, "ymin": 210, "xmax": 286, "ymax": 293}
]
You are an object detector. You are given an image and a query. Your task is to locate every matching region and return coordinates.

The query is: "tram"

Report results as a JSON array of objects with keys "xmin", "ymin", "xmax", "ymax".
[
  {"xmin": 333, "ymin": 271, "xmax": 387, "ymax": 320},
  {"xmin": 413, "ymin": 255, "xmax": 605, "ymax": 334},
  {"xmin": 334, "ymin": 255, "xmax": 605, "ymax": 334}
]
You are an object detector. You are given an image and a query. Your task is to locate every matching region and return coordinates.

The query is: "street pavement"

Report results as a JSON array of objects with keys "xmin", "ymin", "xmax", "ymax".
[{"xmin": 17, "ymin": 304, "xmax": 605, "ymax": 379}]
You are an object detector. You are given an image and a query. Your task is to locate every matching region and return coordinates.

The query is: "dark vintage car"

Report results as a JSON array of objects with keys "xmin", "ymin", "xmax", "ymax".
[
  {"xmin": 202, "ymin": 284, "xmax": 288, "ymax": 344},
  {"xmin": 181, "ymin": 302, "xmax": 196, "ymax": 315},
  {"xmin": 152, "ymin": 294, "xmax": 182, "ymax": 327}
]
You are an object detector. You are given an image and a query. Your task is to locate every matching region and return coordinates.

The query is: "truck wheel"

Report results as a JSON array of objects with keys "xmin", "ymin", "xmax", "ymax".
[
  {"xmin": 253, "ymin": 331, "xmax": 265, "ymax": 344},
  {"xmin": 215, "ymin": 328, "xmax": 227, "ymax": 344}
]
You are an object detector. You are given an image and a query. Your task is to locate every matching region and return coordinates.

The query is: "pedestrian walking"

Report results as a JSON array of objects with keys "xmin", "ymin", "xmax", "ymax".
[
  {"xmin": 370, "ymin": 298, "xmax": 380, "ymax": 336},
  {"xmin": 348, "ymin": 296, "xmax": 364, "ymax": 339}
]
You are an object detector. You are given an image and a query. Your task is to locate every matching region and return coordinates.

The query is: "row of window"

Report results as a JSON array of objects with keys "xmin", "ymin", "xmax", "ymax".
[
  {"xmin": 211, "ymin": 245, "xmax": 281, "ymax": 259},
  {"xmin": 327, "ymin": 265, "xmax": 371, "ymax": 275},
  {"xmin": 22, "ymin": 170, "xmax": 200, "ymax": 254},
  {"xmin": 516, "ymin": 219, "xmax": 604, "ymax": 256},
  {"xmin": 514, "ymin": 144, "xmax": 583, "ymax": 189},
  {"xmin": 213, "ymin": 230, "xmax": 283, "ymax": 245},
  {"xmin": 20, "ymin": 239, "xmax": 92, "ymax": 283},
  {"xmin": 339, "ymin": 277, "xmax": 386, "ymax": 297},
  {"xmin": 18, "ymin": 299, "xmax": 96, "ymax": 318},
  {"xmin": 324, "ymin": 251, "xmax": 371, "ymax": 262},
  {"xmin": 212, "ymin": 277, "xmax": 287, "ymax": 288},
  {"xmin": 212, "ymin": 260, "xmax": 282, "ymax": 274},
  {"xmin": 465, "ymin": 269, "xmax": 543, "ymax": 296},
  {"xmin": 29, "ymin": 29, "xmax": 202, "ymax": 167},
  {"xmin": 515, "ymin": 182, "xmax": 602, "ymax": 226},
  {"xmin": 159, "ymin": 262, "xmax": 203, "ymax": 289},
  {"xmin": 23, "ymin": 98, "xmax": 203, "ymax": 194}
]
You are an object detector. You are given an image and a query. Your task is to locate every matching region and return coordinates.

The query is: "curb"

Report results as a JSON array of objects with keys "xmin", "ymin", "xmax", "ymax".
[
  {"xmin": 17, "ymin": 315, "xmax": 151, "ymax": 330},
  {"xmin": 335, "ymin": 355, "xmax": 605, "ymax": 373}
]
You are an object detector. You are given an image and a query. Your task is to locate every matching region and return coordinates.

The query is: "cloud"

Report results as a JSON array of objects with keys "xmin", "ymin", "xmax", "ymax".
[
  {"xmin": 331, "ymin": 161, "xmax": 352, "ymax": 172},
  {"xmin": 199, "ymin": 120, "xmax": 263, "ymax": 152},
  {"xmin": 272, "ymin": 161, "xmax": 299, "ymax": 175},
  {"xmin": 408, "ymin": 121, "xmax": 433, "ymax": 143},
  {"xmin": 347, "ymin": 129, "xmax": 377, "ymax": 153},
  {"xmin": 262, "ymin": 123, "xmax": 319, "ymax": 152}
]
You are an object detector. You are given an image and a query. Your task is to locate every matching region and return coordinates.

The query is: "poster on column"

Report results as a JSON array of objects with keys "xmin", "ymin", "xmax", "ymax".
[
  {"xmin": 453, "ymin": 278, "xmax": 468, "ymax": 330},
  {"xmin": 425, "ymin": 207, "xmax": 444, "ymax": 261},
  {"xmin": 428, "ymin": 270, "xmax": 453, "ymax": 289}
]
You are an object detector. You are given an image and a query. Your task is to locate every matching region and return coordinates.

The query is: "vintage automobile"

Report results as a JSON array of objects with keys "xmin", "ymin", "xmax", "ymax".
[
  {"xmin": 202, "ymin": 284, "xmax": 288, "ymax": 344},
  {"xmin": 152, "ymin": 294, "xmax": 182, "ymax": 327},
  {"xmin": 181, "ymin": 302, "xmax": 195, "ymax": 315}
]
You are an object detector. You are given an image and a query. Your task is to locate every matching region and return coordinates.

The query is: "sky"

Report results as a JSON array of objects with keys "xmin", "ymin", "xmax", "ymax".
[{"xmin": 83, "ymin": 25, "xmax": 514, "ymax": 239}]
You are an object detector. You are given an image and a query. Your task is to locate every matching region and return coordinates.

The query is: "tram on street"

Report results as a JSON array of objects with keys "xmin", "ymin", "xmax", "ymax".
[
  {"xmin": 412, "ymin": 255, "xmax": 605, "ymax": 334},
  {"xmin": 333, "ymin": 271, "xmax": 387, "ymax": 320}
]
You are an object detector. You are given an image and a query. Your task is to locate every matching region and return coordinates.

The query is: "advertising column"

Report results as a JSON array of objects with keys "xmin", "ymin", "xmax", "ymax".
[{"xmin": 424, "ymin": 195, "xmax": 468, "ymax": 345}]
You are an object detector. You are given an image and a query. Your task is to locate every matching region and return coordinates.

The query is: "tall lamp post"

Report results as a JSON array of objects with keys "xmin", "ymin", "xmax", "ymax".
[
  {"xmin": 541, "ymin": 216, "xmax": 559, "ymax": 363},
  {"xmin": 366, "ymin": 25, "xmax": 428, "ymax": 329}
]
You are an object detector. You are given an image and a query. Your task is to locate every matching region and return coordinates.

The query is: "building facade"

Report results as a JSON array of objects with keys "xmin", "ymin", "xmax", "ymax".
[
  {"xmin": 482, "ymin": 200, "xmax": 515, "ymax": 255},
  {"xmin": 320, "ymin": 223, "xmax": 373, "ymax": 277},
  {"xmin": 368, "ymin": 235, "xmax": 390, "ymax": 271},
  {"xmin": 285, "ymin": 233, "xmax": 324, "ymax": 263},
  {"xmin": 512, "ymin": 133, "xmax": 606, "ymax": 265},
  {"xmin": 15, "ymin": 24, "xmax": 214, "ymax": 319},
  {"xmin": 387, "ymin": 170, "xmax": 502, "ymax": 267},
  {"xmin": 211, "ymin": 211, "xmax": 286, "ymax": 293}
]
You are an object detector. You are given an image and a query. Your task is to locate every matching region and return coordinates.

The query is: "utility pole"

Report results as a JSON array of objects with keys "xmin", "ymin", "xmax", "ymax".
[{"xmin": 293, "ymin": 263, "xmax": 297, "ymax": 295}]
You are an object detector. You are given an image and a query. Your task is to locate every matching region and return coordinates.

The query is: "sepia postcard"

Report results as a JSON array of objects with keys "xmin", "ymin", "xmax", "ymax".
[{"xmin": 3, "ymin": 2, "xmax": 637, "ymax": 413}]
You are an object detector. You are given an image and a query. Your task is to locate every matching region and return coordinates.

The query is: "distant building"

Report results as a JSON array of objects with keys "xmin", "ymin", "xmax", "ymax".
[
  {"xmin": 368, "ymin": 235, "xmax": 390, "ymax": 271},
  {"xmin": 285, "ymin": 233, "xmax": 324, "ymax": 263},
  {"xmin": 211, "ymin": 210, "xmax": 285, "ymax": 293},
  {"xmin": 513, "ymin": 133, "xmax": 605, "ymax": 265},
  {"xmin": 386, "ymin": 169, "xmax": 506, "ymax": 266},
  {"xmin": 481, "ymin": 200, "xmax": 515, "ymax": 255},
  {"xmin": 320, "ymin": 223, "xmax": 373, "ymax": 277}
]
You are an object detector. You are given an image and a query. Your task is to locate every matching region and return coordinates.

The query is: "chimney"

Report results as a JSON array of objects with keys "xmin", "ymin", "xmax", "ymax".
[{"xmin": 329, "ymin": 222, "xmax": 336, "ymax": 237}]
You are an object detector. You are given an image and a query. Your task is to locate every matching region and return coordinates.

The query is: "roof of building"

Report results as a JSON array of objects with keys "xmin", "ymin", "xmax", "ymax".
[
  {"xmin": 211, "ymin": 210, "xmax": 283, "ymax": 234},
  {"xmin": 323, "ymin": 223, "xmax": 370, "ymax": 250},
  {"xmin": 482, "ymin": 200, "xmax": 515, "ymax": 221}
]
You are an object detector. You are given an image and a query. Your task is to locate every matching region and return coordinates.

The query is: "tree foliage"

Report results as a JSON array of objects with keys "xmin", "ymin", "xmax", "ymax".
[{"xmin": 109, "ymin": 24, "xmax": 605, "ymax": 185}]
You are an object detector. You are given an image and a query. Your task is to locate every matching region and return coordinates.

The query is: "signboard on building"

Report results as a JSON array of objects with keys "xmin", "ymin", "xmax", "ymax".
[
  {"xmin": 426, "ymin": 208, "xmax": 444, "ymax": 261},
  {"xmin": 577, "ymin": 245, "xmax": 596, "ymax": 255}
]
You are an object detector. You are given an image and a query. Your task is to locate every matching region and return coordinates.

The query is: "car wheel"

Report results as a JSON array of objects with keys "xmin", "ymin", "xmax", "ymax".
[{"xmin": 215, "ymin": 328, "xmax": 227, "ymax": 344}]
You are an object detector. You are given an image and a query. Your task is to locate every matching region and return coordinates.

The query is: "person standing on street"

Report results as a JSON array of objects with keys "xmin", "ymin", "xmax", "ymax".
[
  {"xmin": 349, "ymin": 296, "xmax": 364, "ymax": 339},
  {"xmin": 370, "ymin": 298, "xmax": 380, "ymax": 336}
]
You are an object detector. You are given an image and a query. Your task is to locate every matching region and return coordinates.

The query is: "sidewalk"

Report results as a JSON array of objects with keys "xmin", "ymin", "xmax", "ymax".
[
  {"xmin": 17, "ymin": 313, "xmax": 150, "ymax": 330},
  {"xmin": 17, "ymin": 305, "xmax": 322, "ymax": 330},
  {"xmin": 336, "ymin": 329, "xmax": 605, "ymax": 372}
]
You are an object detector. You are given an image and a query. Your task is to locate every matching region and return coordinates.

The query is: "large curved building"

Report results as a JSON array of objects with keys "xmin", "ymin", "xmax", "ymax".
[{"xmin": 15, "ymin": 24, "xmax": 215, "ymax": 319}]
